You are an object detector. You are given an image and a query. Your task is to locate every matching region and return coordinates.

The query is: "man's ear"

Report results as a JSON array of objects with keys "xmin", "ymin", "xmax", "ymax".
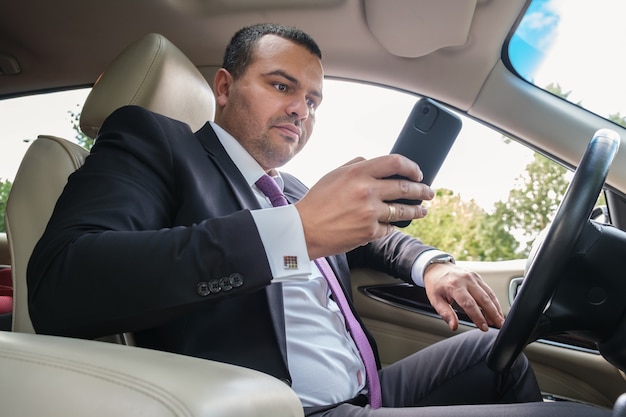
[{"xmin": 213, "ymin": 68, "xmax": 232, "ymax": 107}]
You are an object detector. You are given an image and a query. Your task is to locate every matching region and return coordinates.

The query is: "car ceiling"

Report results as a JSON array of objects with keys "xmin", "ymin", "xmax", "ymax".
[
  {"xmin": 3, "ymin": 0, "xmax": 626, "ymax": 195},
  {"xmin": 0, "ymin": 0, "xmax": 524, "ymax": 110}
]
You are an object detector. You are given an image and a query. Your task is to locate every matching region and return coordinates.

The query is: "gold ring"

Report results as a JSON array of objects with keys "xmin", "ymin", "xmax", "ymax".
[{"xmin": 387, "ymin": 203, "xmax": 397, "ymax": 223}]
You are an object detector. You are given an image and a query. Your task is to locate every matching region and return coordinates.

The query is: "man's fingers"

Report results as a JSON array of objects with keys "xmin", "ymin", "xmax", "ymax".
[
  {"xmin": 337, "ymin": 155, "xmax": 435, "ymax": 205},
  {"xmin": 380, "ymin": 177, "xmax": 434, "ymax": 204},
  {"xmin": 479, "ymin": 280, "xmax": 505, "ymax": 319},
  {"xmin": 468, "ymin": 285, "xmax": 505, "ymax": 328},
  {"xmin": 460, "ymin": 300, "xmax": 490, "ymax": 332},
  {"xmin": 453, "ymin": 286, "xmax": 504, "ymax": 331},
  {"xmin": 430, "ymin": 296, "xmax": 460, "ymax": 331},
  {"xmin": 360, "ymin": 154, "xmax": 424, "ymax": 183},
  {"xmin": 381, "ymin": 202, "xmax": 428, "ymax": 224},
  {"xmin": 424, "ymin": 265, "xmax": 505, "ymax": 332},
  {"xmin": 340, "ymin": 156, "xmax": 366, "ymax": 167}
]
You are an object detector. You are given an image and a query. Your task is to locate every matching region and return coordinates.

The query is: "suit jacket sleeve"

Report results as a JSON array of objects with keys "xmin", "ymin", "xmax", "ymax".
[
  {"xmin": 347, "ymin": 231, "xmax": 433, "ymax": 282},
  {"xmin": 28, "ymin": 106, "xmax": 274, "ymax": 338}
]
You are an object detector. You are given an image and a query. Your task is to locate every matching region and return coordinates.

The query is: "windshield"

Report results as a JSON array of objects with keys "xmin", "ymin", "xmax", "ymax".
[{"xmin": 508, "ymin": 0, "xmax": 626, "ymax": 124}]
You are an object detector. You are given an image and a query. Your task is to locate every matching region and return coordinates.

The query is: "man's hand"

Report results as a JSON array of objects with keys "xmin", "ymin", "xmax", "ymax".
[
  {"xmin": 423, "ymin": 263, "xmax": 505, "ymax": 332},
  {"xmin": 295, "ymin": 154, "xmax": 434, "ymax": 260}
]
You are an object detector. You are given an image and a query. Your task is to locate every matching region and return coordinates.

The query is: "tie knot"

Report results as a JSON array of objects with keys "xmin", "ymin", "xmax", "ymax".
[{"xmin": 255, "ymin": 174, "xmax": 289, "ymax": 207}]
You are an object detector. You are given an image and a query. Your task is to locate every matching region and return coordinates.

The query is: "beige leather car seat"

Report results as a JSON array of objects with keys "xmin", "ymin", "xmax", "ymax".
[
  {"xmin": 79, "ymin": 32, "xmax": 215, "ymax": 138},
  {"xmin": 0, "ymin": 328, "xmax": 303, "ymax": 416},
  {"xmin": 5, "ymin": 137, "xmax": 89, "ymax": 333},
  {"xmin": 5, "ymin": 33, "xmax": 215, "ymax": 334}
]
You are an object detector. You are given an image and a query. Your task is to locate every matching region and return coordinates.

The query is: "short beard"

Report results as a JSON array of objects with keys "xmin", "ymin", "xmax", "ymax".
[{"xmin": 247, "ymin": 131, "xmax": 299, "ymax": 170}]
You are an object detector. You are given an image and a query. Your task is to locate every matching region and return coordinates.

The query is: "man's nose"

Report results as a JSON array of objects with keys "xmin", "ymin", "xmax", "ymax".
[{"xmin": 287, "ymin": 96, "xmax": 309, "ymax": 120}]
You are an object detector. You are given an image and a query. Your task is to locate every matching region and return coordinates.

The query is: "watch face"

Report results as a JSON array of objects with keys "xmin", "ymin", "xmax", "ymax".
[{"xmin": 430, "ymin": 256, "xmax": 454, "ymax": 264}]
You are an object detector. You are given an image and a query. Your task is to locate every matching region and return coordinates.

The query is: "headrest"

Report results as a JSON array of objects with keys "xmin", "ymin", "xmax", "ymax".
[{"xmin": 80, "ymin": 33, "xmax": 215, "ymax": 139}]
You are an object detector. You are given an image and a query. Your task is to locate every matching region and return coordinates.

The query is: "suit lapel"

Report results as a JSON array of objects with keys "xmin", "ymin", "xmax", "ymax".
[
  {"xmin": 195, "ymin": 123, "xmax": 262, "ymax": 210},
  {"xmin": 195, "ymin": 122, "xmax": 290, "ymax": 365}
]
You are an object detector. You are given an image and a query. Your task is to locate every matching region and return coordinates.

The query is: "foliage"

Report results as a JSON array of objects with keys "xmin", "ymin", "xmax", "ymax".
[
  {"xmin": 608, "ymin": 112, "xmax": 626, "ymax": 129},
  {"xmin": 545, "ymin": 82, "xmax": 573, "ymax": 101},
  {"xmin": 401, "ymin": 150, "xmax": 577, "ymax": 260},
  {"xmin": 69, "ymin": 106, "xmax": 94, "ymax": 150},
  {"xmin": 492, "ymin": 153, "xmax": 570, "ymax": 256},
  {"xmin": 0, "ymin": 179, "xmax": 11, "ymax": 233},
  {"xmin": 402, "ymin": 189, "xmax": 519, "ymax": 261}
]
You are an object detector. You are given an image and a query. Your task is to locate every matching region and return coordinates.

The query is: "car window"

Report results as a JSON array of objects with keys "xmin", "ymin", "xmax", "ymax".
[
  {"xmin": 0, "ymin": 81, "xmax": 586, "ymax": 262},
  {"xmin": 285, "ymin": 79, "xmax": 577, "ymax": 261},
  {"xmin": 508, "ymin": 0, "xmax": 626, "ymax": 128},
  {"xmin": 0, "ymin": 88, "xmax": 91, "ymax": 179}
]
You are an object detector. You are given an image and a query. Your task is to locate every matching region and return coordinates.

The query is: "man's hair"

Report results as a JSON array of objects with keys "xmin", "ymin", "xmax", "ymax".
[{"xmin": 222, "ymin": 23, "xmax": 322, "ymax": 79}]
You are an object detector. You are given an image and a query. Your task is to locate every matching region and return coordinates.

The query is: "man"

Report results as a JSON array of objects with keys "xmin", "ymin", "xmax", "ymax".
[{"xmin": 28, "ymin": 24, "xmax": 610, "ymax": 416}]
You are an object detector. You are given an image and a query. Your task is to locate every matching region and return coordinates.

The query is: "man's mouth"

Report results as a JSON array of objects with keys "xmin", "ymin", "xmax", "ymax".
[{"xmin": 274, "ymin": 124, "xmax": 302, "ymax": 141}]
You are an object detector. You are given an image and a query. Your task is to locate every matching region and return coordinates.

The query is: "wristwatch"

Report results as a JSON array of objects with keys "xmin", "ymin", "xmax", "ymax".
[{"xmin": 427, "ymin": 254, "xmax": 455, "ymax": 267}]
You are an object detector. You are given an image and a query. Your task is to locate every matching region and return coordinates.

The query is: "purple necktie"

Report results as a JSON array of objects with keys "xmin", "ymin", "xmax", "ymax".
[{"xmin": 255, "ymin": 174, "xmax": 382, "ymax": 409}]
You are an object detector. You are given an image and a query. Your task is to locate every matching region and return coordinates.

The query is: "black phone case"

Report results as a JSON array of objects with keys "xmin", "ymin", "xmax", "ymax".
[{"xmin": 388, "ymin": 98, "xmax": 462, "ymax": 227}]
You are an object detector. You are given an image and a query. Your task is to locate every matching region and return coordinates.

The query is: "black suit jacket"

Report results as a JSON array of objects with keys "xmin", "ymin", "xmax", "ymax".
[{"xmin": 28, "ymin": 105, "xmax": 432, "ymax": 386}]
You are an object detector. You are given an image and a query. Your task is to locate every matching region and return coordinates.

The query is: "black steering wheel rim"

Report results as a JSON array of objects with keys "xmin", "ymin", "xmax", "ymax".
[{"xmin": 487, "ymin": 129, "xmax": 620, "ymax": 373}]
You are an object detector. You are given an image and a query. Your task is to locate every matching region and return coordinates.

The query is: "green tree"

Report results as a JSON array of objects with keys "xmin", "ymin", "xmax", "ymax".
[
  {"xmin": 609, "ymin": 112, "xmax": 626, "ymax": 128},
  {"xmin": 474, "ymin": 210, "xmax": 521, "ymax": 261},
  {"xmin": 0, "ymin": 179, "xmax": 12, "ymax": 233},
  {"xmin": 545, "ymin": 82, "xmax": 573, "ymax": 101},
  {"xmin": 492, "ymin": 153, "xmax": 570, "ymax": 256},
  {"xmin": 69, "ymin": 106, "xmax": 94, "ymax": 150},
  {"xmin": 402, "ymin": 189, "xmax": 518, "ymax": 261}
]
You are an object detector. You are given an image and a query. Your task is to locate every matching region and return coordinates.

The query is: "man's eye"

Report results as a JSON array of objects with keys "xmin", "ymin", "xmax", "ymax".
[
  {"xmin": 274, "ymin": 83, "xmax": 288, "ymax": 92},
  {"xmin": 306, "ymin": 99, "xmax": 317, "ymax": 109}
]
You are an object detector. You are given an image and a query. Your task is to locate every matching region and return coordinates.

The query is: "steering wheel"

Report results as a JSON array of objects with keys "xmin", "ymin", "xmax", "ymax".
[{"xmin": 487, "ymin": 129, "xmax": 620, "ymax": 373}]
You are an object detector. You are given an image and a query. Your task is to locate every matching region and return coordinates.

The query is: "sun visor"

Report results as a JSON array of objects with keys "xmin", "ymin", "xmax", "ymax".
[{"xmin": 364, "ymin": 0, "xmax": 476, "ymax": 58}]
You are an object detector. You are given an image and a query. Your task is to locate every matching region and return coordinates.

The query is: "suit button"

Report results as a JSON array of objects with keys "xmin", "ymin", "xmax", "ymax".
[
  {"xmin": 219, "ymin": 277, "xmax": 233, "ymax": 291},
  {"xmin": 230, "ymin": 273, "xmax": 244, "ymax": 288},
  {"xmin": 197, "ymin": 282, "xmax": 210, "ymax": 296},
  {"xmin": 208, "ymin": 280, "xmax": 221, "ymax": 294}
]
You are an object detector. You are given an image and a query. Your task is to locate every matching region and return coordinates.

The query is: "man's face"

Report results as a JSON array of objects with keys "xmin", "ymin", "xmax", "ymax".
[{"xmin": 214, "ymin": 35, "xmax": 324, "ymax": 172}]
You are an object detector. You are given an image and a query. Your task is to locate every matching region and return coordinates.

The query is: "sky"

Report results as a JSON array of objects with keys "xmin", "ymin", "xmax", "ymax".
[
  {"xmin": 510, "ymin": 0, "xmax": 626, "ymax": 118},
  {"xmin": 3, "ymin": 0, "xmax": 624, "ymax": 212}
]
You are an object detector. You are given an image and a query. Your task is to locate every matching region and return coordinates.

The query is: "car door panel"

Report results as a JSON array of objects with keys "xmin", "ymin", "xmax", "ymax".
[{"xmin": 351, "ymin": 264, "xmax": 626, "ymax": 408}]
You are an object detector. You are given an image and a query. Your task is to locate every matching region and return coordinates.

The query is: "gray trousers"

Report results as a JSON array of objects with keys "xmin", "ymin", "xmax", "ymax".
[{"xmin": 308, "ymin": 329, "xmax": 611, "ymax": 417}]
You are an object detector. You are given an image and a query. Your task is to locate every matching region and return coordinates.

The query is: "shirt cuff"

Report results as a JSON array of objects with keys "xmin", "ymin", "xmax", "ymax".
[
  {"xmin": 410, "ymin": 249, "xmax": 455, "ymax": 287},
  {"xmin": 250, "ymin": 205, "xmax": 312, "ymax": 281}
]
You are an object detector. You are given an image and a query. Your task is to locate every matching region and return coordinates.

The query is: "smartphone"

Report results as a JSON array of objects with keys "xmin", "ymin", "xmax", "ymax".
[{"xmin": 388, "ymin": 98, "xmax": 462, "ymax": 227}]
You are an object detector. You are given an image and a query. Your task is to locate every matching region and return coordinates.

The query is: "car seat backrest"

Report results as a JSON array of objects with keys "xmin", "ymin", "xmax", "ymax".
[
  {"xmin": 80, "ymin": 32, "xmax": 215, "ymax": 139},
  {"xmin": 6, "ymin": 136, "xmax": 88, "ymax": 333}
]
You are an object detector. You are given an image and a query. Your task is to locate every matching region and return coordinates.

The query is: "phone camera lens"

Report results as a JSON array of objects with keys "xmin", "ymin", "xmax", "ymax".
[{"xmin": 421, "ymin": 105, "xmax": 431, "ymax": 115}]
